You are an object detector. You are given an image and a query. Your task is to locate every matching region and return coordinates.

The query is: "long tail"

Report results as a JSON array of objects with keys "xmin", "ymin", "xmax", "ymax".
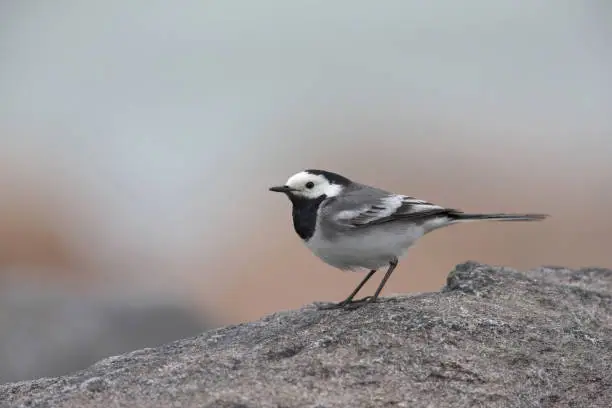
[{"xmin": 450, "ymin": 212, "xmax": 549, "ymax": 222}]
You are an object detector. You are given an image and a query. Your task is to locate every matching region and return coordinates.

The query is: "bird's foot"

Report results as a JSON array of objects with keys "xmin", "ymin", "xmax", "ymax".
[
  {"xmin": 342, "ymin": 296, "xmax": 375, "ymax": 309},
  {"xmin": 316, "ymin": 296, "xmax": 376, "ymax": 310}
]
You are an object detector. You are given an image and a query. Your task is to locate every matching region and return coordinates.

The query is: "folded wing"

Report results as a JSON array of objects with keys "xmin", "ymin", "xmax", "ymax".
[{"xmin": 333, "ymin": 194, "xmax": 455, "ymax": 228}]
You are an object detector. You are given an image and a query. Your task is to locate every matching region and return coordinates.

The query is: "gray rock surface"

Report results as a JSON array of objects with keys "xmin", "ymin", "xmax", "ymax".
[
  {"xmin": 0, "ymin": 280, "xmax": 211, "ymax": 383},
  {"xmin": 2, "ymin": 262, "xmax": 611, "ymax": 408}
]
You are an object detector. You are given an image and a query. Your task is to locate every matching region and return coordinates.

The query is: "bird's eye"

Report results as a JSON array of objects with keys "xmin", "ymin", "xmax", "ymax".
[{"xmin": 305, "ymin": 181, "xmax": 315, "ymax": 189}]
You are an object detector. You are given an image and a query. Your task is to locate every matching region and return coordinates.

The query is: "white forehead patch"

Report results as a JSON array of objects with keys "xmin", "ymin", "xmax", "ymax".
[
  {"xmin": 285, "ymin": 171, "xmax": 323, "ymax": 187},
  {"xmin": 285, "ymin": 171, "xmax": 344, "ymax": 198}
]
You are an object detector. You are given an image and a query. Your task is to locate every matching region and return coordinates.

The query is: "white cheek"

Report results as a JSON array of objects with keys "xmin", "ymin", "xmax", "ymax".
[
  {"xmin": 312, "ymin": 186, "xmax": 331, "ymax": 198},
  {"xmin": 292, "ymin": 184, "xmax": 343, "ymax": 199},
  {"xmin": 322, "ymin": 184, "xmax": 343, "ymax": 197},
  {"xmin": 313, "ymin": 186, "xmax": 328, "ymax": 196},
  {"xmin": 293, "ymin": 190, "xmax": 320, "ymax": 199}
]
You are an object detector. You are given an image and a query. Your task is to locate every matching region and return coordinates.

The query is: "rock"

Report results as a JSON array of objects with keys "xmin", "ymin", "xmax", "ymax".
[
  {"xmin": 1, "ymin": 262, "xmax": 611, "ymax": 408},
  {"xmin": 0, "ymin": 281, "xmax": 212, "ymax": 383}
]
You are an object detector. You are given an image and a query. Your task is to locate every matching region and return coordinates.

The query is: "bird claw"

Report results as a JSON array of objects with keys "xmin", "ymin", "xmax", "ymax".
[
  {"xmin": 316, "ymin": 296, "xmax": 376, "ymax": 311},
  {"xmin": 315, "ymin": 301, "xmax": 346, "ymax": 310},
  {"xmin": 343, "ymin": 296, "xmax": 375, "ymax": 309}
]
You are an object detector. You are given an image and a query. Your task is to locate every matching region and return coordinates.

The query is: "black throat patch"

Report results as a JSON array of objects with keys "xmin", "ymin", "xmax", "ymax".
[{"xmin": 289, "ymin": 194, "xmax": 328, "ymax": 241}]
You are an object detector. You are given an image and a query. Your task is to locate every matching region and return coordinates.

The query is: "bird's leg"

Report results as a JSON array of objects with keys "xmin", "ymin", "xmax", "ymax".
[
  {"xmin": 317, "ymin": 269, "xmax": 377, "ymax": 310},
  {"xmin": 344, "ymin": 259, "xmax": 399, "ymax": 309},
  {"xmin": 367, "ymin": 258, "xmax": 398, "ymax": 303},
  {"xmin": 318, "ymin": 259, "xmax": 399, "ymax": 310}
]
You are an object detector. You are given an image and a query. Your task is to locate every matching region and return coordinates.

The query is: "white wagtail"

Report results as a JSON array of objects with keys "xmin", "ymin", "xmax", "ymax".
[{"xmin": 269, "ymin": 169, "xmax": 549, "ymax": 309}]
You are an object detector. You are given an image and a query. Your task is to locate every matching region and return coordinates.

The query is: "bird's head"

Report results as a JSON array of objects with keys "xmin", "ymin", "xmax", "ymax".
[{"xmin": 269, "ymin": 169, "xmax": 351, "ymax": 201}]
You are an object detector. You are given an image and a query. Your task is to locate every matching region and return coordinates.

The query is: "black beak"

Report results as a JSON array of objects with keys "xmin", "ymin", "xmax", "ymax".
[{"xmin": 269, "ymin": 185, "xmax": 295, "ymax": 193}]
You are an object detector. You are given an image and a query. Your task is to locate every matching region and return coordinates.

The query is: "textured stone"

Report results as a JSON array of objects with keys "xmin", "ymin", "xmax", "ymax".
[
  {"xmin": 2, "ymin": 262, "xmax": 611, "ymax": 408},
  {"xmin": 0, "ymin": 281, "xmax": 210, "ymax": 383}
]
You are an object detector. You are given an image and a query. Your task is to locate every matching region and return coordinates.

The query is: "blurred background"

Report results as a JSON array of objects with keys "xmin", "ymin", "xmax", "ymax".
[{"xmin": 1, "ymin": 0, "xmax": 611, "ymax": 383}]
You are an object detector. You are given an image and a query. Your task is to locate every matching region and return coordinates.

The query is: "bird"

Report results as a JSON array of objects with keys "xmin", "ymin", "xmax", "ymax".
[{"xmin": 269, "ymin": 169, "xmax": 549, "ymax": 309}]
